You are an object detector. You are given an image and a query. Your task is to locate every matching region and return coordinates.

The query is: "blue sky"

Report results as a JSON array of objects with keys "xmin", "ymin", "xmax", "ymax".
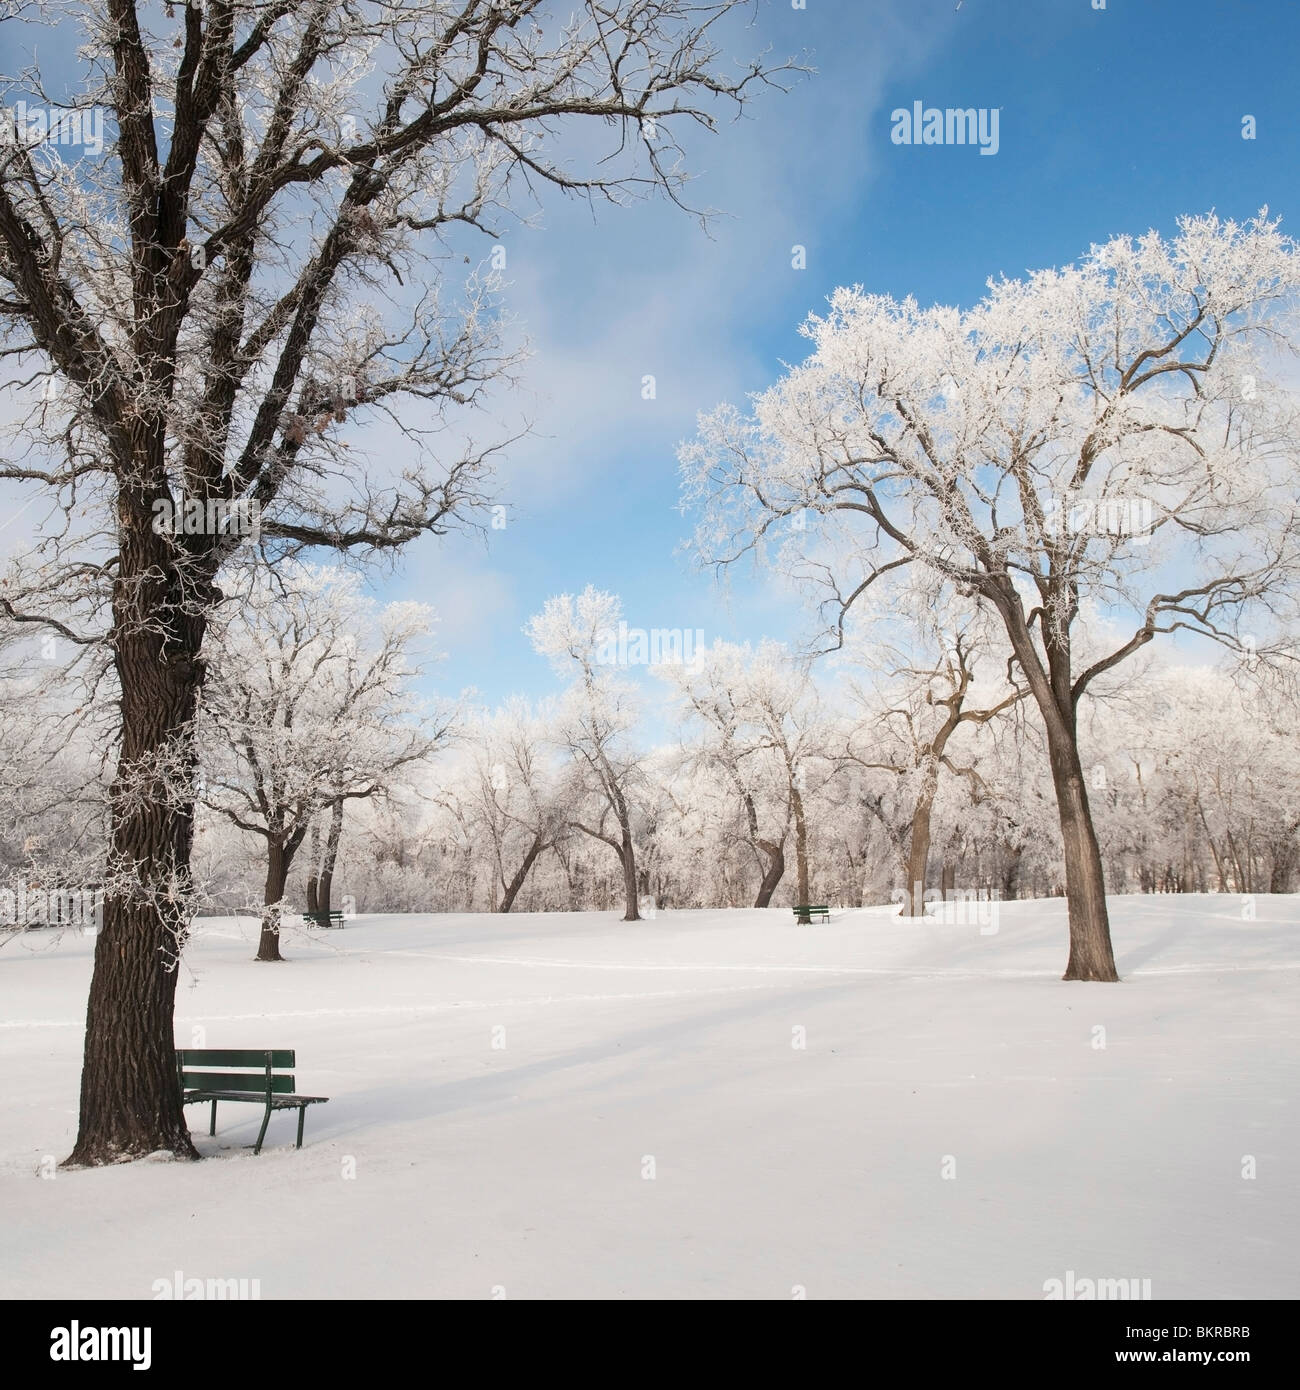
[
  {"xmin": 4, "ymin": 1, "xmax": 1297, "ymax": 712},
  {"xmin": 393, "ymin": 0, "xmax": 1300, "ymax": 712}
]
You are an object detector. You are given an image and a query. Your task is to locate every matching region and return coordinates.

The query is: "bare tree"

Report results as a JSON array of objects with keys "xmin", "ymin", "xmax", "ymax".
[
  {"xmin": 458, "ymin": 698, "xmax": 563, "ymax": 912},
  {"xmin": 846, "ymin": 623, "xmax": 1022, "ymax": 916},
  {"xmin": 200, "ymin": 564, "xmax": 452, "ymax": 959},
  {"xmin": 527, "ymin": 588, "xmax": 647, "ymax": 921},
  {"xmin": 660, "ymin": 640, "xmax": 791, "ymax": 907}
]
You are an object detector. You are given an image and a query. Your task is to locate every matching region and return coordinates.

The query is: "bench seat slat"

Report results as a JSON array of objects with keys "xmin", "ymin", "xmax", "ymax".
[
  {"xmin": 177, "ymin": 1049, "xmax": 294, "ymax": 1068},
  {"xmin": 183, "ymin": 1090, "xmax": 327, "ymax": 1106},
  {"xmin": 180, "ymin": 1071, "xmax": 297, "ymax": 1093}
]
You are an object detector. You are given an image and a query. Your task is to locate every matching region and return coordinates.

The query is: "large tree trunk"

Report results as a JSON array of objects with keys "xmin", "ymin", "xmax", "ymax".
[
  {"xmin": 791, "ymin": 782, "xmax": 812, "ymax": 923},
  {"xmin": 753, "ymin": 836, "xmax": 786, "ymax": 908},
  {"xmin": 1044, "ymin": 719, "xmax": 1118, "ymax": 981},
  {"xmin": 620, "ymin": 833, "xmax": 640, "ymax": 921},
  {"xmin": 66, "ymin": 520, "xmax": 208, "ymax": 1166},
  {"xmin": 899, "ymin": 793, "xmax": 934, "ymax": 918},
  {"xmin": 990, "ymin": 584, "xmax": 1118, "ymax": 982},
  {"xmin": 500, "ymin": 831, "xmax": 546, "ymax": 913},
  {"xmin": 258, "ymin": 838, "xmax": 289, "ymax": 962},
  {"xmin": 317, "ymin": 798, "xmax": 344, "ymax": 915}
]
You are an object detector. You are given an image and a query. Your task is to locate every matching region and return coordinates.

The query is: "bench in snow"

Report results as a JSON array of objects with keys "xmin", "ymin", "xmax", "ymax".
[
  {"xmin": 177, "ymin": 1049, "xmax": 328, "ymax": 1155},
  {"xmin": 793, "ymin": 905, "xmax": 831, "ymax": 923},
  {"xmin": 303, "ymin": 909, "xmax": 345, "ymax": 928}
]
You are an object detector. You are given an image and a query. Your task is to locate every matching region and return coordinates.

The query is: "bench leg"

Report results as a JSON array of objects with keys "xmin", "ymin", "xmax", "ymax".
[
  {"xmin": 209, "ymin": 1099, "xmax": 218, "ymax": 1136},
  {"xmin": 296, "ymin": 1106, "xmax": 307, "ymax": 1149},
  {"xmin": 253, "ymin": 1104, "xmax": 273, "ymax": 1156}
]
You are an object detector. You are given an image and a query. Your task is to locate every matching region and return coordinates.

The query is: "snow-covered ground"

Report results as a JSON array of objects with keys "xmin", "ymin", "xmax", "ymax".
[{"xmin": 1, "ymin": 894, "xmax": 1296, "ymax": 1299}]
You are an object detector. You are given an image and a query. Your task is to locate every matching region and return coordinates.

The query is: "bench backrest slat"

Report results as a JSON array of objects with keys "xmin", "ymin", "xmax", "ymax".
[
  {"xmin": 180, "ymin": 1070, "xmax": 296, "ymax": 1094},
  {"xmin": 177, "ymin": 1049, "xmax": 294, "ymax": 1069}
]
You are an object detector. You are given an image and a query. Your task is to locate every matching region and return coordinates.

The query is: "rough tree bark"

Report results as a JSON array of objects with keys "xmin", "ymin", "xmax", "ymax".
[{"xmin": 67, "ymin": 505, "xmax": 208, "ymax": 1164}]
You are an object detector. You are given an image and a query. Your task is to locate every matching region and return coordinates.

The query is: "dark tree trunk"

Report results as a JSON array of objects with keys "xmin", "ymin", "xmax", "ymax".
[
  {"xmin": 317, "ymin": 798, "xmax": 344, "ymax": 916},
  {"xmin": 1044, "ymin": 718, "xmax": 1117, "ymax": 981},
  {"xmin": 257, "ymin": 838, "xmax": 289, "ymax": 962},
  {"xmin": 753, "ymin": 837, "xmax": 786, "ymax": 908},
  {"xmin": 500, "ymin": 831, "xmax": 546, "ymax": 913},
  {"xmin": 305, "ymin": 817, "xmax": 320, "ymax": 914},
  {"xmin": 66, "ymin": 512, "xmax": 210, "ymax": 1166},
  {"xmin": 620, "ymin": 833, "xmax": 640, "ymax": 921},
  {"xmin": 1001, "ymin": 847, "xmax": 1022, "ymax": 900},
  {"xmin": 791, "ymin": 782, "xmax": 812, "ymax": 923},
  {"xmin": 256, "ymin": 818, "xmax": 308, "ymax": 961},
  {"xmin": 900, "ymin": 794, "xmax": 934, "ymax": 917},
  {"xmin": 990, "ymin": 583, "xmax": 1118, "ymax": 982}
]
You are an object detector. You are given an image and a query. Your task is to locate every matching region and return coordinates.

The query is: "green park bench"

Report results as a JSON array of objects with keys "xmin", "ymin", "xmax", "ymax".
[
  {"xmin": 793, "ymin": 905, "xmax": 831, "ymax": 923},
  {"xmin": 303, "ymin": 909, "xmax": 345, "ymax": 928},
  {"xmin": 177, "ymin": 1049, "xmax": 329, "ymax": 1155}
]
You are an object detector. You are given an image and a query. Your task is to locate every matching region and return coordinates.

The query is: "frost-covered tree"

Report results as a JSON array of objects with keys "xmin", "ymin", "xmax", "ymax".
[
  {"xmin": 0, "ymin": 0, "xmax": 791, "ymax": 1161},
  {"xmin": 1085, "ymin": 664, "xmax": 1300, "ymax": 895},
  {"xmin": 736, "ymin": 647, "xmax": 837, "ymax": 921},
  {"xmin": 200, "ymin": 565, "xmax": 452, "ymax": 960},
  {"xmin": 660, "ymin": 639, "xmax": 797, "ymax": 908},
  {"xmin": 457, "ymin": 698, "xmax": 564, "ymax": 912},
  {"xmin": 683, "ymin": 213, "xmax": 1300, "ymax": 980},
  {"xmin": 0, "ymin": 681, "xmax": 107, "ymax": 919},
  {"xmin": 527, "ymin": 588, "xmax": 648, "ymax": 921},
  {"xmin": 844, "ymin": 605, "xmax": 1023, "ymax": 915}
]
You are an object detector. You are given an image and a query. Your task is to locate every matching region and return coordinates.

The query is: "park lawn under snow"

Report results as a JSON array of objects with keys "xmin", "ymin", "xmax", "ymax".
[{"xmin": 0, "ymin": 894, "xmax": 1296, "ymax": 1300}]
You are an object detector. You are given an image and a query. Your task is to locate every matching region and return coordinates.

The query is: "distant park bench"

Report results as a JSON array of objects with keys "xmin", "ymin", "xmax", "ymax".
[
  {"xmin": 177, "ymin": 1049, "xmax": 329, "ymax": 1155},
  {"xmin": 793, "ymin": 904, "xmax": 830, "ymax": 923},
  {"xmin": 303, "ymin": 909, "xmax": 345, "ymax": 929}
]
